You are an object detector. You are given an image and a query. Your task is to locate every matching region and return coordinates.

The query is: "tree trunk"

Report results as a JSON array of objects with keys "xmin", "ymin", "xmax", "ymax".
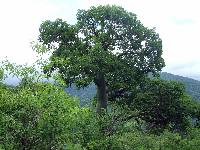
[{"xmin": 95, "ymin": 72, "xmax": 108, "ymax": 114}]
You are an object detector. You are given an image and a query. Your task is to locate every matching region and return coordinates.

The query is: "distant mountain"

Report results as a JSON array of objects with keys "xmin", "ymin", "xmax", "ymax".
[
  {"xmin": 65, "ymin": 84, "xmax": 96, "ymax": 106},
  {"xmin": 160, "ymin": 72, "xmax": 200, "ymax": 101},
  {"xmin": 65, "ymin": 72, "xmax": 200, "ymax": 103}
]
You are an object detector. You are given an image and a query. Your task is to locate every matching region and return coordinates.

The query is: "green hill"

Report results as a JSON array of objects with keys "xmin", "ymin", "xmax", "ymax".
[
  {"xmin": 65, "ymin": 72, "xmax": 200, "ymax": 103},
  {"xmin": 65, "ymin": 84, "xmax": 96, "ymax": 106},
  {"xmin": 160, "ymin": 72, "xmax": 200, "ymax": 101}
]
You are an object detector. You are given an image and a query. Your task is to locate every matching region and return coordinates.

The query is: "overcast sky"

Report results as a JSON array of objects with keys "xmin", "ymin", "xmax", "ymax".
[{"xmin": 0, "ymin": 0, "xmax": 200, "ymax": 80}]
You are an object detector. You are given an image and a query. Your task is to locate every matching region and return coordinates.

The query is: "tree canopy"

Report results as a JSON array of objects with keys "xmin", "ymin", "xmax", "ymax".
[{"xmin": 38, "ymin": 5, "xmax": 165, "ymax": 112}]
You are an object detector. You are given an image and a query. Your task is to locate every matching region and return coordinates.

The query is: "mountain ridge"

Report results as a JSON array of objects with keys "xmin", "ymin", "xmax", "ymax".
[
  {"xmin": 160, "ymin": 72, "xmax": 200, "ymax": 101},
  {"xmin": 65, "ymin": 72, "xmax": 200, "ymax": 103}
]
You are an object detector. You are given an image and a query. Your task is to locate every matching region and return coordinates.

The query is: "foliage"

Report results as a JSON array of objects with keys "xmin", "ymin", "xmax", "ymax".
[
  {"xmin": 161, "ymin": 72, "xmax": 200, "ymax": 101},
  {"xmin": 1, "ymin": 78, "xmax": 200, "ymax": 149},
  {"xmin": 0, "ymin": 81, "xmax": 90, "ymax": 149},
  {"xmin": 0, "ymin": 69, "xmax": 3, "ymax": 81},
  {"xmin": 133, "ymin": 79, "xmax": 199, "ymax": 132},
  {"xmin": 36, "ymin": 5, "xmax": 165, "ymax": 111}
]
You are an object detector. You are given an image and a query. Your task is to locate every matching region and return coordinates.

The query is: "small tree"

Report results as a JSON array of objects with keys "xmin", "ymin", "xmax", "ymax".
[
  {"xmin": 134, "ymin": 79, "xmax": 196, "ymax": 132},
  {"xmin": 38, "ymin": 5, "xmax": 165, "ymax": 113}
]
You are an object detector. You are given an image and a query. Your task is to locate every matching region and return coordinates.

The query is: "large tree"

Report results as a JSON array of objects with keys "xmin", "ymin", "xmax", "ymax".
[{"xmin": 38, "ymin": 5, "xmax": 165, "ymax": 113}]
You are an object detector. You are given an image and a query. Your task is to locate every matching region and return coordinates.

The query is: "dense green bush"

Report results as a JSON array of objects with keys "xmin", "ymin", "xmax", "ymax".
[
  {"xmin": 133, "ymin": 79, "xmax": 199, "ymax": 133},
  {"xmin": 0, "ymin": 82, "xmax": 92, "ymax": 149}
]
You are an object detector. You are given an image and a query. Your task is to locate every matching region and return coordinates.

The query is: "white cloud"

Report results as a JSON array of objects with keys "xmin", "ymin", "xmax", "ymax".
[{"xmin": 0, "ymin": 0, "xmax": 200, "ymax": 80}]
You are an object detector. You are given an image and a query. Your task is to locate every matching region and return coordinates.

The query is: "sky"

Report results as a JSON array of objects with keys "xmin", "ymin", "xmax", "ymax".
[{"xmin": 0, "ymin": 0, "xmax": 200, "ymax": 80}]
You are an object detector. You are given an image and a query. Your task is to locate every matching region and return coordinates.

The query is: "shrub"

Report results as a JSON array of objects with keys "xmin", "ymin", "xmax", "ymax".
[{"xmin": 0, "ymin": 82, "xmax": 88, "ymax": 149}]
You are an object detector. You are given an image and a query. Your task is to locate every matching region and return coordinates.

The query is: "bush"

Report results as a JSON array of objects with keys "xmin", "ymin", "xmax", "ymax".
[{"xmin": 0, "ymin": 82, "xmax": 89, "ymax": 149}]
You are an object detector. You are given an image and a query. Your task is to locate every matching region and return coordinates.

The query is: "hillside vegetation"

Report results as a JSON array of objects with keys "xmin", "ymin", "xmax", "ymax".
[
  {"xmin": 161, "ymin": 72, "xmax": 200, "ymax": 101},
  {"xmin": 1, "ymin": 71, "xmax": 200, "ymax": 149},
  {"xmin": 66, "ymin": 72, "xmax": 200, "ymax": 104}
]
